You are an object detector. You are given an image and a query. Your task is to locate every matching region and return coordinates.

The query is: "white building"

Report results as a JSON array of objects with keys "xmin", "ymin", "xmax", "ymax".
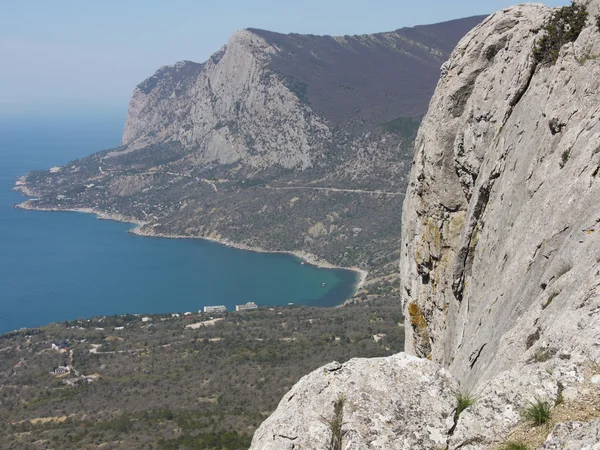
[
  {"xmin": 236, "ymin": 302, "xmax": 258, "ymax": 312},
  {"xmin": 203, "ymin": 305, "xmax": 227, "ymax": 313}
]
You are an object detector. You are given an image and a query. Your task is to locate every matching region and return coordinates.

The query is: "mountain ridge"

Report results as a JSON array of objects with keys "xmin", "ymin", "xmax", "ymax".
[{"xmin": 17, "ymin": 15, "xmax": 483, "ymax": 294}]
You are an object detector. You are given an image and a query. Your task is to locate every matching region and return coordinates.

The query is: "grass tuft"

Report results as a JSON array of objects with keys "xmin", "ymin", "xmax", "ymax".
[
  {"xmin": 523, "ymin": 397, "xmax": 552, "ymax": 426},
  {"xmin": 455, "ymin": 391, "xmax": 477, "ymax": 419},
  {"xmin": 325, "ymin": 394, "xmax": 346, "ymax": 450}
]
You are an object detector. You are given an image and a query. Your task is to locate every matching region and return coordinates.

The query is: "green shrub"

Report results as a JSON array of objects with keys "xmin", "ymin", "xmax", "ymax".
[
  {"xmin": 533, "ymin": 2, "xmax": 588, "ymax": 65},
  {"xmin": 523, "ymin": 397, "xmax": 552, "ymax": 425},
  {"xmin": 560, "ymin": 149, "xmax": 571, "ymax": 168},
  {"xmin": 533, "ymin": 348, "xmax": 553, "ymax": 363},
  {"xmin": 500, "ymin": 442, "xmax": 529, "ymax": 450}
]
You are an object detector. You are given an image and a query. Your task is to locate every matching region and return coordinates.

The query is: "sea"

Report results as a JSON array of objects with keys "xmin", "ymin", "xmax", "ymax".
[{"xmin": 0, "ymin": 112, "xmax": 358, "ymax": 334}]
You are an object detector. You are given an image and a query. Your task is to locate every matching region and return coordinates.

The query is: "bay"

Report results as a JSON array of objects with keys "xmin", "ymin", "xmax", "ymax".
[{"xmin": 0, "ymin": 113, "xmax": 358, "ymax": 334}]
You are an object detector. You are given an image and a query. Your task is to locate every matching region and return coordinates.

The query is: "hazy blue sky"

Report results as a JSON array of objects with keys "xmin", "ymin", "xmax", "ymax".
[{"xmin": 1, "ymin": 0, "xmax": 568, "ymax": 116}]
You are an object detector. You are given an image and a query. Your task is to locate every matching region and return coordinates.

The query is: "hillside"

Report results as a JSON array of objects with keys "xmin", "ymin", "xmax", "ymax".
[
  {"xmin": 15, "ymin": 17, "xmax": 484, "ymax": 295},
  {"xmin": 0, "ymin": 299, "xmax": 404, "ymax": 449},
  {"xmin": 249, "ymin": 2, "xmax": 600, "ymax": 448}
]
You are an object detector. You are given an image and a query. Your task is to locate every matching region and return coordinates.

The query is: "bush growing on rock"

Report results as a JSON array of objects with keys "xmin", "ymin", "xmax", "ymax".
[{"xmin": 533, "ymin": 2, "xmax": 588, "ymax": 65}]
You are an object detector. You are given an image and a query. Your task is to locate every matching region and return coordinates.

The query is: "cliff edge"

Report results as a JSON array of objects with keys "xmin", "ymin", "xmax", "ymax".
[{"xmin": 251, "ymin": 2, "xmax": 600, "ymax": 448}]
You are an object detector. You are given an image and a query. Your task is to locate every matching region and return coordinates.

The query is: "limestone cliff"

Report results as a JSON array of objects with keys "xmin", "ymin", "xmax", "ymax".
[
  {"xmin": 401, "ymin": 0, "xmax": 600, "ymax": 393},
  {"xmin": 250, "ymin": 2, "xmax": 600, "ymax": 448},
  {"xmin": 120, "ymin": 19, "xmax": 483, "ymax": 172}
]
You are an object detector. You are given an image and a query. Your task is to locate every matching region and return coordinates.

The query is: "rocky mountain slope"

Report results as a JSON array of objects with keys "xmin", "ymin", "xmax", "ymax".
[
  {"xmin": 250, "ymin": 1, "xmax": 600, "ymax": 448},
  {"xmin": 15, "ymin": 17, "xmax": 483, "ymax": 291}
]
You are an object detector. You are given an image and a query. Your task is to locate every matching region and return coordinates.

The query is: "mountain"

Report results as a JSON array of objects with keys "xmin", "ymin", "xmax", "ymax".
[
  {"xmin": 250, "ymin": 1, "xmax": 600, "ymax": 448},
  {"xmin": 16, "ymin": 16, "xmax": 484, "ymax": 294}
]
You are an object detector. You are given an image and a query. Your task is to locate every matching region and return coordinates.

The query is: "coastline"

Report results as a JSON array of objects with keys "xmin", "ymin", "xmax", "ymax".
[{"xmin": 14, "ymin": 198, "xmax": 368, "ymax": 293}]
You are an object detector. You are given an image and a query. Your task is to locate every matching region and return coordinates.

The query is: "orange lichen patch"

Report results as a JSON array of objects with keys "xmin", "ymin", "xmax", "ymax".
[
  {"xmin": 408, "ymin": 303, "xmax": 428, "ymax": 331},
  {"xmin": 408, "ymin": 302, "xmax": 432, "ymax": 359}
]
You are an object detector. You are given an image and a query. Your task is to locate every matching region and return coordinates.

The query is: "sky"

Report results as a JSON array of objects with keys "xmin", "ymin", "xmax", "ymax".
[{"xmin": 1, "ymin": 0, "xmax": 569, "ymax": 117}]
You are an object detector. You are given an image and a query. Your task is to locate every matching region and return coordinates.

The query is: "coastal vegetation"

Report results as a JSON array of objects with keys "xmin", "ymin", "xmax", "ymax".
[{"xmin": 0, "ymin": 297, "xmax": 403, "ymax": 449}]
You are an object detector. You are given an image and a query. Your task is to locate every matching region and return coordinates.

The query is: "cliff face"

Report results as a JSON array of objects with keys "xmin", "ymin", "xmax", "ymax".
[
  {"xmin": 251, "ymin": 2, "xmax": 600, "ymax": 448},
  {"xmin": 121, "ymin": 30, "xmax": 329, "ymax": 170},
  {"xmin": 400, "ymin": 0, "xmax": 600, "ymax": 389},
  {"xmin": 120, "ymin": 19, "xmax": 484, "ymax": 172}
]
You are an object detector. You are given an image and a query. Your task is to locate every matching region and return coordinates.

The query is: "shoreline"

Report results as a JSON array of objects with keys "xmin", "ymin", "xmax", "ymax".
[{"xmin": 15, "ymin": 198, "xmax": 368, "ymax": 293}]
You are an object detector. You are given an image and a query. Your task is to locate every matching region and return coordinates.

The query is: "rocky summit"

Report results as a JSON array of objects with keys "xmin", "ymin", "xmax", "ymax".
[
  {"xmin": 15, "ymin": 17, "xmax": 482, "ymax": 294},
  {"xmin": 251, "ymin": 1, "xmax": 600, "ymax": 448}
]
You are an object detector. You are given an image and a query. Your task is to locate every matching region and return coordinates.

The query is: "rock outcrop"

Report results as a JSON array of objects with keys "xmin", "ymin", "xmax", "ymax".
[
  {"xmin": 251, "ymin": 1, "xmax": 600, "ymax": 448},
  {"xmin": 249, "ymin": 354, "xmax": 458, "ymax": 449},
  {"xmin": 401, "ymin": 0, "xmax": 600, "ymax": 396}
]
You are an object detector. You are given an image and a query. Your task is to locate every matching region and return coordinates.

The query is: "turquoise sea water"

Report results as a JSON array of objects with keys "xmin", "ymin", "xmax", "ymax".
[{"xmin": 0, "ymin": 113, "xmax": 358, "ymax": 334}]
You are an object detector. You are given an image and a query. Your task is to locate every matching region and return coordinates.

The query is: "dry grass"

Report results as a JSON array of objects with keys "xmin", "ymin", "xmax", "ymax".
[{"xmin": 499, "ymin": 364, "xmax": 600, "ymax": 449}]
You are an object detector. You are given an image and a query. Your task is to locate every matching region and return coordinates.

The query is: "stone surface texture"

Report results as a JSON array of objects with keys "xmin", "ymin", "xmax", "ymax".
[
  {"xmin": 249, "ymin": 354, "xmax": 458, "ymax": 450},
  {"xmin": 543, "ymin": 419, "xmax": 600, "ymax": 449},
  {"xmin": 252, "ymin": 1, "xmax": 600, "ymax": 448},
  {"xmin": 401, "ymin": 0, "xmax": 600, "ymax": 387}
]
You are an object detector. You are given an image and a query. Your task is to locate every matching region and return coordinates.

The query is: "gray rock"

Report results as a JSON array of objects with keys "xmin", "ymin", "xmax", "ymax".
[
  {"xmin": 399, "ymin": 0, "xmax": 600, "ymax": 446},
  {"xmin": 543, "ymin": 419, "xmax": 600, "ymax": 449},
  {"xmin": 401, "ymin": 0, "xmax": 600, "ymax": 391},
  {"xmin": 249, "ymin": 353, "xmax": 458, "ymax": 450},
  {"xmin": 253, "ymin": 1, "xmax": 600, "ymax": 447}
]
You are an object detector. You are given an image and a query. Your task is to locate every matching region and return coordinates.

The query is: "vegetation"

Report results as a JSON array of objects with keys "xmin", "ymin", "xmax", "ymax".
[
  {"xmin": 325, "ymin": 394, "xmax": 346, "ymax": 450},
  {"xmin": 157, "ymin": 431, "xmax": 251, "ymax": 450},
  {"xmin": 500, "ymin": 441, "xmax": 529, "ymax": 450},
  {"xmin": 533, "ymin": 2, "xmax": 588, "ymax": 65},
  {"xmin": 380, "ymin": 116, "xmax": 421, "ymax": 139},
  {"xmin": 280, "ymin": 74, "xmax": 310, "ymax": 104},
  {"xmin": 19, "ymin": 129, "xmax": 410, "ymax": 283},
  {"xmin": 532, "ymin": 348, "xmax": 553, "ymax": 363},
  {"xmin": 560, "ymin": 149, "xmax": 571, "ymax": 168},
  {"xmin": 523, "ymin": 397, "xmax": 552, "ymax": 425},
  {"xmin": 0, "ymin": 298, "xmax": 404, "ymax": 448},
  {"xmin": 455, "ymin": 391, "xmax": 477, "ymax": 419},
  {"xmin": 525, "ymin": 328, "xmax": 540, "ymax": 349}
]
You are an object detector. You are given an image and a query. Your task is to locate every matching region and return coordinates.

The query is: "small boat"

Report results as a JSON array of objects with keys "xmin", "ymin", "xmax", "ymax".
[
  {"xmin": 321, "ymin": 283, "xmax": 327, "ymax": 288},
  {"xmin": 300, "ymin": 261, "xmax": 305, "ymax": 265}
]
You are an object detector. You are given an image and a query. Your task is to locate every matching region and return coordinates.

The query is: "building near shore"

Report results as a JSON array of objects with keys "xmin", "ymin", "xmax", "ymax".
[
  {"xmin": 203, "ymin": 305, "xmax": 227, "ymax": 313},
  {"xmin": 236, "ymin": 302, "xmax": 258, "ymax": 312}
]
